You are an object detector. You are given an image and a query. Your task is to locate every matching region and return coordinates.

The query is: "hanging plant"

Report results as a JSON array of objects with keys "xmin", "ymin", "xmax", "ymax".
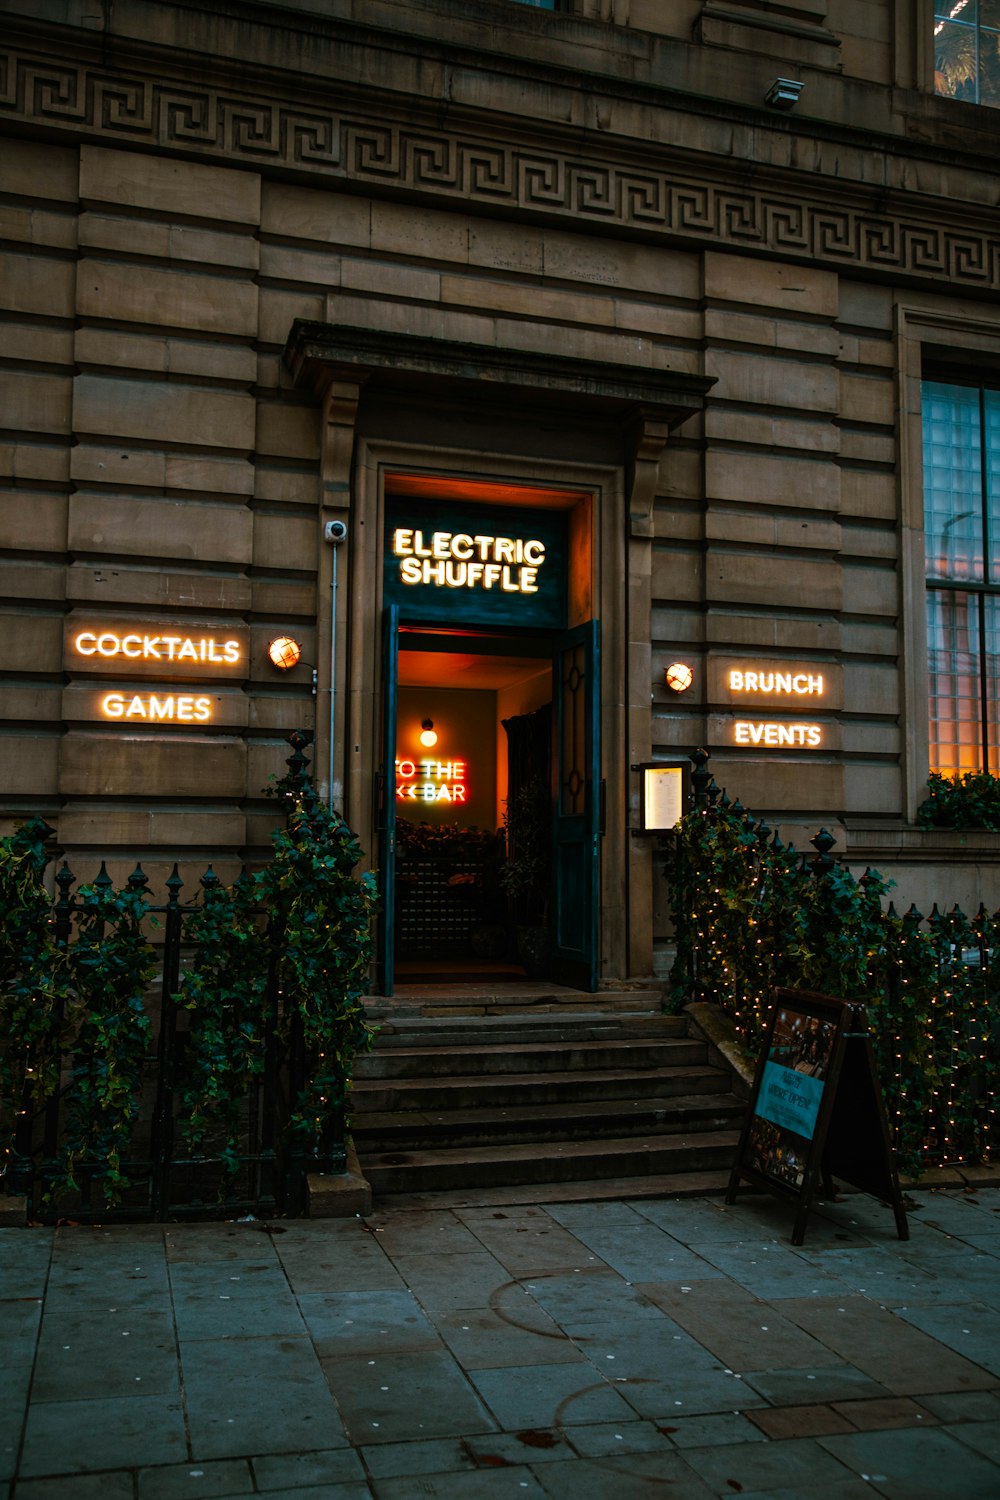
[
  {"xmin": 0, "ymin": 817, "xmax": 68, "ymax": 1173},
  {"xmin": 59, "ymin": 876, "xmax": 155, "ymax": 1202},
  {"xmin": 917, "ymin": 770, "xmax": 1000, "ymax": 831},
  {"xmin": 175, "ymin": 871, "xmax": 269, "ymax": 1185}
]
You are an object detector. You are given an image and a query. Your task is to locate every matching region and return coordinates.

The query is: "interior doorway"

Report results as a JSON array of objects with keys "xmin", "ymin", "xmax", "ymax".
[{"xmin": 393, "ymin": 629, "xmax": 552, "ymax": 985}]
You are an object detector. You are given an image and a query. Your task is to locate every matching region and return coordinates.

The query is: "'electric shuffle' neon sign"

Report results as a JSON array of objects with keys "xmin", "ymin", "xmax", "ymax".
[{"xmin": 391, "ymin": 529, "xmax": 546, "ymax": 594}]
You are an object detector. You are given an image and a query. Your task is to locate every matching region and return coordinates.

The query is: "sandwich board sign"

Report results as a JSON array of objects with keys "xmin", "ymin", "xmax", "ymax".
[{"xmin": 726, "ymin": 988, "xmax": 909, "ymax": 1246}]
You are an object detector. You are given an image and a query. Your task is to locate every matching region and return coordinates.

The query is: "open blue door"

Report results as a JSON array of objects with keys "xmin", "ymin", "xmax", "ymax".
[
  {"xmin": 552, "ymin": 620, "xmax": 600, "ymax": 991},
  {"xmin": 377, "ymin": 605, "xmax": 399, "ymax": 995}
]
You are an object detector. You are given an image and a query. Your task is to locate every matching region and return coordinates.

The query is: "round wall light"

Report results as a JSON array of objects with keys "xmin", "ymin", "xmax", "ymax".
[
  {"xmin": 268, "ymin": 636, "xmax": 303, "ymax": 671},
  {"xmin": 665, "ymin": 662, "xmax": 694, "ymax": 693},
  {"xmin": 419, "ymin": 718, "xmax": 438, "ymax": 748}
]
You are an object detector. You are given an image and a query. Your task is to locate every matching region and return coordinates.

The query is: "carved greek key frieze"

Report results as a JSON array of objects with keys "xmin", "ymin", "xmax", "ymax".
[{"xmin": 1, "ymin": 46, "xmax": 997, "ymax": 290}]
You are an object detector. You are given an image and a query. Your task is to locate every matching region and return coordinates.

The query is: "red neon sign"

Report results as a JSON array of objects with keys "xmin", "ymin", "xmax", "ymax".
[{"xmin": 395, "ymin": 757, "xmax": 467, "ymax": 805}]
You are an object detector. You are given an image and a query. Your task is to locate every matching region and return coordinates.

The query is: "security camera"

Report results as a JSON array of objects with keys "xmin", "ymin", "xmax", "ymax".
[{"xmin": 324, "ymin": 520, "xmax": 348, "ymax": 544}]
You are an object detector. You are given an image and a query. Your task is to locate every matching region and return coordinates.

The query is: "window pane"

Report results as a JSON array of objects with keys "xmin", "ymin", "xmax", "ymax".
[
  {"xmin": 928, "ymin": 590, "xmax": 984, "ymax": 775},
  {"xmin": 922, "ymin": 382, "xmax": 984, "ymax": 582},
  {"xmin": 982, "ymin": 0, "xmax": 1000, "ymax": 25},
  {"xmin": 934, "ymin": 1, "xmax": 977, "ymax": 18},
  {"xmin": 980, "ymin": 28, "xmax": 1000, "ymax": 103},
  {"xmin": 935, "ymin": 20, "xmax": 979, "ymax": 100},
  {"xmin": 987, "ymin": 391, "xmax": 1000, "ymax": 583}
]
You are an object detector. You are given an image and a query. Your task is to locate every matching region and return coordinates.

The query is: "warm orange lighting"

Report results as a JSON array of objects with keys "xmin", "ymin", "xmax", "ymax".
[
  {"xmin": 729, "ymin": 668, "xmax": 824, "ymax": 696},
  {"xmin": 665, "ymin": 662, "xmax": 693, "ymax": 693},
  {"xmin": 734, "ymin": 721, "xmax": 822, "ymax": 748},
  {"xmin": 101, "ymin": 691, "xmax": 212, "ymax": 722},
  {"xmin": 75, "ymin": 631, "xmax": 239, "ymax": 664},
  {"xmin": 395, "ymin": 757, "xmax": 467, "ymax": 804},
  {"xmin": 419, "ymin": 718, "xmax": 438, "ymax": 748},
  {"xmin": 392, "ymin": 529, "xmax": 545, "ymax": 593},
  {"xmin": 268, "ymin": 636, "xmax": 302, "ymax": 670}
]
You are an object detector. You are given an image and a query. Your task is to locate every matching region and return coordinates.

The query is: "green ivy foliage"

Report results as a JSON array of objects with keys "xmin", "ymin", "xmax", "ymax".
[
  {"xmin": 0, "ymin": 818, "xmax": 68, "ymax": 1173},
  {"xmin": 917, "ymin": 770, "xmax": 1000, "ymax": 831},
  {"xmin": 176, "ymin": 872, "xmax": 269, "ymax": 1184},
  {"xmin": 668, "ymin": 793, "xmax": 998, "ymax": 1175},
  {"xmin": 258, "ymin": 772, "xmax": 378, "ymax": 1156},
  {"xmin": 60, "ymin": 881, "xmax": 156, "ymax": 1199}
]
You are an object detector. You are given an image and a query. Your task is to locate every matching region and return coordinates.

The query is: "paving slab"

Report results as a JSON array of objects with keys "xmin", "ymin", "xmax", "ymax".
[
  {"xmin": 680, "ymin": 1434, "xmax": 857, "ymax": 1493},
  {"xmin": 298, "ymin": 1287, "xmax": 443, "ymax": 1358},
  {"xmin": 0, "ymin": 1296, "xmax": 42, "ymax": 1479},
  {"xmin": 385, "ymin": 1248, "xmax": 514, "ymax": 1312},
  {"xmin": 137, "ymin": 1457, "xmax": 255, "ymax": 1498},
  {"xmin": 819, "ymin": 1424, "xmax": 1000, "ymax": 1499},
  {"xmin": 0, "ymin": 1227, "xmax": 51, "ymax": 1298},
  {"xmin": 638, "ymin": 1278, "xmax": 835, "ymax": 1372},
  {"xmin": 522, "ymin": 1450, "xmax": 718, "ymax": 1498},
  {"xmin": 372, "ymin": 1468, "xmax": 548, "ymax": 1498},
  {"xmin": 467, "ymin": 1360, "xmax": 638, "ymax": 1430},
  {"xmin": 323, "ymin": 1347, "xmax": 498, "ymax": 1445},
  {"xmin": 181, "ymin": 1334, "xmax": 348, "ymax": 1460},
  {"xmin": 250, "ymin": 1447, "xmax": 367, "ymax": 1490},
  {"xmin": 430, "ymin": 1301, "xmax": 585, "ymax": 1369},
  {"xmin": 892, "ymin": 1298, "xmax": 1000, "ymax": 1376},
  {"xmin": 19, "ymin": 1392, "xmax": 188, "ymax": 1476}
]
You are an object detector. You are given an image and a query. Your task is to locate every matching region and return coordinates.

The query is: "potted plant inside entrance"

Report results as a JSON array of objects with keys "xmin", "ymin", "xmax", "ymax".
[{"xmin": 500, "ymin": 777, "xmax": 552, "ymax": 976}]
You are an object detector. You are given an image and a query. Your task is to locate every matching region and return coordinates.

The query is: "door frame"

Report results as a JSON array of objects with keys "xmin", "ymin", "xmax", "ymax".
[{"xmin": 343, "ymin": 437, "xmax": 641, "ymax": 992}]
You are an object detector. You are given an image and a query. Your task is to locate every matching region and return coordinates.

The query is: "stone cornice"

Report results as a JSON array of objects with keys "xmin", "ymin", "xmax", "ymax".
[{"xmin": 1, "ymin": 10, "xmax": 999, "ymax": 295}]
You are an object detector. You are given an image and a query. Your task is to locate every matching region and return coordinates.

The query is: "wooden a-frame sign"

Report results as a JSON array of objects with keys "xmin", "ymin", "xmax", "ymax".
[{"xmin": 726, "ymin": 988, "xmax": 909, "ymax": 1246}]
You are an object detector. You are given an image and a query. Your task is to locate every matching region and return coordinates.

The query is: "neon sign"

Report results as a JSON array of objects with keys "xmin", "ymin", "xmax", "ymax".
[
  {"xmin": 392, "ymin": 530, "xmax": 545, "ymax": 594},
  {"xmin": 734, "ymin": 721, "xmax": 823, "ymax": 749},
  {"xmin": 729, "ymin": 669, "xmax": 824, "ymax": 696},
  {"xmin": 396, "ymin": 757, "xmax": 468, "ymax": 804},
  {"xmin": 75, "ymin": 631, "xmax": 240, "ymax": 664},
  {"xmin": 101, "ymin": 692, "xmax": 213, "ymax": 723}
]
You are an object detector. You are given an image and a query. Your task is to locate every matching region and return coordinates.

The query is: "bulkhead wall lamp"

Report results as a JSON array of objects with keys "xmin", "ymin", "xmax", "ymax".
[{"xmin": 765, "ymin": 78, "xmax": 803, "ymax": 110}]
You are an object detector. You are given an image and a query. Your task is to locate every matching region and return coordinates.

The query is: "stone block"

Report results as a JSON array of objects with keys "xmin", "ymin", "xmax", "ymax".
[
  {"xmin": 0, "ymin": 252, "xmax": 75, "ymax": 319},
  {"xmin": 2, "ymin": 440, "xmax": 71, "ymax": 486},
  {"xmin": 705, "ymin": 349, "xmax": 838, "ymax": 412},
  {"xmin": 704, "ymin": 409, "xmax": 839, "ymax": 453},
  {"xmin": 706, "ymin": 450, "xmax": 841, "ymax": 510},
  {"xmin": 248, "ymin": 692, "xmax": 317, "ymax": 733},
  {"xmin": 324, "ymin": 289, "xmax": 496, "ymax": 349},
  {"xmin": 259, "ymin": 243, "xmax": 344, "ymax": 288},
  {"xmin": 74, "ymin": 328, "xmax": 258, "ymax": 384},
  {"xmin": 0, "ymin": 204, "xmax": 77, "ymax": 252},
  {"xmin": 255, "ymin": 402, "xmax": 321, "ymax": 462},
  {"xmin": 839, "ymin": 428, "xmax": 896, "ymax": 464},
  {"xmin": 0, "ymin": 140, "xmax": 77, "ymax": 201},
  {"xmin": 842, "ymin": 560, "xmax": 897, "ymax": 616},
  {"xmin": 253, "ymin": 465, "xmax": 321, "ymax": 506},
  {"xmin": 841, "ymin": 522, "xmax": 896, "ymax": 560},
  {"xmin": 0, "ymin": 560, "xmax": 66, "ymax": 602},
  {"xmin": 70, "ymin": 446, "xmax": 254, "ymax": 497},
  {"xmin": 66, "ymin": 563, "xmax": 251, "ymax": 613},
  {"xmin": 56, "ymin": 805, "xmax": 246, "ymax": 850},
  {"xmin": 371, "ymin": 200, "xmax": 470, "ymax": 264},
  {"xmin": 441, "ymin": 272, "xmax": 613, "ymax": 326},
  {"xmin": 841, "ymin": 620, "xmax": 898, "ymax": 657},
  {"xmin": 468, "ymin": 221, "xmax": 545, "ymax": 277},
  {"xmin": 58, "ymin": 731, "xmax": 246, "ymax": 798},
  {"xmin": 252, "ymin": 511, "xmax": 316, "ymax": 571},
  {"xmin": 73, "ymin": 375, "xmax": 256, "ymax": 450},
  {"xmin": 840, "ymin": 467, "xmax": 895, "ymax": 520},
  {"xmin": 840, "ymin": 371, "xmax": 894, "ymax": 426},
  {"xmin": 0, "ymin": 491, "xmax": 66, "ymax": 551},
  {"xmin": 64, "ymin": 614, "xmax": 250, "ymax": 682},
  {"xmin": 839, "ymin": 279, "xmax": 893, "ymax": 332},
  {"xmin": 260, "ymin": 182, "xmax": 371, "ymax": 246},
  {"xmin": 843, "ymin": 660, "xmax": 899, "ymax": 716},
  {"xmin": 704, "ymin": 252, "xmax": 838, "ymax": 317},
  {"xmin": 246, "ymin": 739, "xmax": 298, "ymax": 799},
  {"xmin": 705, "ymin": 754, "xmax": 845, "ymax": 812},
  {"xmin": 259, "ymin": 287, "xmax": 326, "ymax": 345},
  {"xmin": 705, "ymin": 611, "xmax": 842, "ymax": 652},
  {"xmin": 77, "ymin": 258, "xmax": 258, "ymax": 336},
  {"xmin": 79, "ymin": 212, "xmax": 260, "ymax": 270},
  {"xmin": 706, "ymin": 509, "xmax": 840, "ymax": 551},
  {"xmin": 707, "ymin": 550, "xmax": 843, "ymax": 612},
  {"xmin": 80, "ymin": 145, "xmax": 260, "ymax": 224},
  {"xmin": 0, "ymin": 371, "xmax": 72, "ymax": 435},
  {"xmin": 0, "ymin": 681, "xmax": 62, "ymax": 723},
  {"xmin": 2, "ymin": 612, "xmax": 63, "ymax": 672},
  {"xmin": 6, "ymin": 324, "xmax": 75, "ymax": 367},
  {"xmin": 844, "ymin": 760, "xmax": 902, "ymax": 815},
  {"xmin": 250, "ymin": 577, "xmax": 317, "ymax": 618},
  {"xmin": 842, "ymin": 720, "xmax": 901, "ymax": 756},
  {"xmin": 67, "ymin": 494, "xmax": 253, "ymax": 566},
  {"xmin": 0, "ymin": 733, "xmax": 58, "ymax": 796},
  {"xmin": 307, "ymin": 1143, "xmax": 372, "ymax": 1218},
  {"xmin": 651, "ymin": 548, "xmax": 705, "ymax": 602}
]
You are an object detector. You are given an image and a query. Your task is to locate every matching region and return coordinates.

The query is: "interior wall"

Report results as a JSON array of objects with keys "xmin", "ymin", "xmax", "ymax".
[
  {"xmin": 397, "ymin": 684, "xmax": 497, "ymax": 830},
  {"xmin": 495, "ymin": 667, "xmax": 553, "ymax": 822}
]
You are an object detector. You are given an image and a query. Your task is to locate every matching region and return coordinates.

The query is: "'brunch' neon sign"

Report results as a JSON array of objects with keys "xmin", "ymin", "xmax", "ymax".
[
  {"xmin": 396, "ymin": 757, "xmax": 468, "ymax": 804},
  {"xmin": 392, "ymin": 530, "xmax": 545, "ymax": 594},
  {"xmin": 729, "ymin": 669, "xmax": 824, "ymax": 696}
]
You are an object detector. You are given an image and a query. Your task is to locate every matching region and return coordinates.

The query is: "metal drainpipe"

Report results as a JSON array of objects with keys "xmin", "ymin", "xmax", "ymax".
[{"xmin": 323, "ymin": 520, "xmax": 348, "ymax": 810}]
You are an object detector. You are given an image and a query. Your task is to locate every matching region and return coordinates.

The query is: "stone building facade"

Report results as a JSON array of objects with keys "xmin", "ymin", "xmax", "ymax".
[{"xmin": 2, "ymin": 0, "xmax": 999, "ymax": 988}]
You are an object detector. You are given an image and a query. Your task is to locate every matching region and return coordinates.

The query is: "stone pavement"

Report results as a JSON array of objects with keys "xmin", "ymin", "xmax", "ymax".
[{"xmin": 2, "ymin": 1185, "xmax": 999, "ymax": 1499}]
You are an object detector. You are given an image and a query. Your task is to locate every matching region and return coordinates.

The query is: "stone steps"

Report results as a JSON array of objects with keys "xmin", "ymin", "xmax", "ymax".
[{"xmin": 352, "ymin": 997, "xmax": 744, "ymax": 1203}]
